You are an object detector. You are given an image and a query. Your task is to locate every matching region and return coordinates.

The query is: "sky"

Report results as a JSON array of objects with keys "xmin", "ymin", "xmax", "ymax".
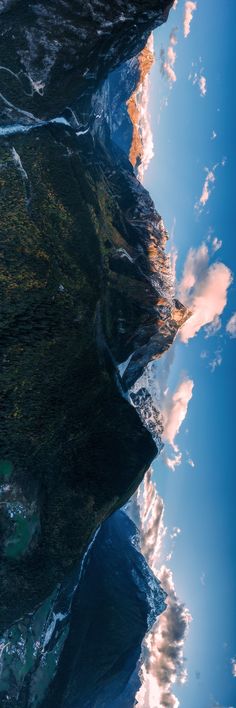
[{"xmin": 139, "ymin": 1, "xmax": 236, "ymax": 706}]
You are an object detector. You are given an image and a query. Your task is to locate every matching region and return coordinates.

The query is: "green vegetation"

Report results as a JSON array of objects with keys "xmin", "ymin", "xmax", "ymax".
[{"xmin": 0, "ymin": 125, "xmax": 155, "ymax": 632}]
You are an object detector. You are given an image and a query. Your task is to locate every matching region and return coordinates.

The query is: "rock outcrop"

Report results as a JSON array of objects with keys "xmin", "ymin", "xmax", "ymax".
[{"xmin": 0, "ymin": 0, "xmax": 172, "ymax": 126}]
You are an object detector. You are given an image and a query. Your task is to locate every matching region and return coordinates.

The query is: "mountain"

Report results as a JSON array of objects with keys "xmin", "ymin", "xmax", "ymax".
[
  {"xmin": 0, "ymin": 511, "xmax": 166, "ymax": 707},
  {"xmin": 0, "ymin": 0, "xmax": 173, "ymax": 126},
  {"xmin": 0, "ymin": 0, "xmax": 190, "ymax": 705},
  {"xmin": 43, "ymin": 511, "xmax": 166, "ymax": 708}
]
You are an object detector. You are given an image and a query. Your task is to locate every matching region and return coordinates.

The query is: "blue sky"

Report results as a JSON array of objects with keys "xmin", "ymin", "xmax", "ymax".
[{"xmin": 143, "ymin": 1, "xmax": 236, "ymax": 706}]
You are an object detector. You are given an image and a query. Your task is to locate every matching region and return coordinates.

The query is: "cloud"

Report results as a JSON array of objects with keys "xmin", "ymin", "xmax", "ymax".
[
  {"xmin": 231, "ymin": 658, "xmax": 236, "ymax": 677},
  {"xmin": 209, "ymin": 350, "xmax": 223, "ymax": 372},
  {"xmin": 211, "ymin": 130, "xmax": 217, "ymax": 140},
  {"xmin": 199, "ymin": 75, "xmax": 207, "ymax": 96},
  {"xmin": 204, "ymin": 314, "xmax": 222, "ymax": 338},
  {"xmin": 160, "ymin": 28, "xmax": 178, "ymax": 85},
  {"xmin": 200, "ymin": 169, "xmax": 215, "ymax": 206},
  {"xmin": 212, "ymin": 236, "xmax": 222, "ymax": 253},
  {"xmin": 178, "ymin": 242, "xmax": 232, "ymax": 343},
  {"xmin": 195, "ymin": 159, "xmax": 226, "ymax": 213},
  {"xmin": 161, "ymin": 378, "xmax": 194, "ymax": 451},
  {"xmin": 139, "ymin": 469, "xmax": 167, "ymax": 568},
  {"xmin": 196, "ymin": 167, "xmax": 216, "ymax": 209},
  {"xmin": 135, "ymin": 470, "xmax": 192, "ymax": 708},
  {"xmin": 187, "ymin": 458, "xmax": 195, "ymax": 468},
  {"xmin": 170, "ymin": 527, "xmax": 181, "ymax": 540},
  {"xmin": 226, "ymin": 312, "xmax": 236, "ymax": 338},
  {"xmin": 164, "ymin": 451, "xmax": 182, "ymax": 471},
  {"xmin": 183, "ymin": 1, "xmax": 197, "ymax": 38},
  {"xmin": 188, "ymin": 60, "xmax": 207, "ymax": 98},
  {"xmin": 173, "ymin": 0, "xmax": 179, "ymax": 8},
  {"xmin": 136, "ymin": 565, "xmax": 192, "ymax": 708}
]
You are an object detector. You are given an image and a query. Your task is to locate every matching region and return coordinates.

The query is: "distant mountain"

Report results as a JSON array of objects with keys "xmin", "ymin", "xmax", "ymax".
[
  {"xmin": 0, "ymin": 511, "xmax": 166, "ymax": 707},
  {"xmin": 93, "ymin": 34, "xmax": 155, "ymax": 179},
  {"xmin": 42, "ymin": 511, "xmax": 166, "ymax": 708}
]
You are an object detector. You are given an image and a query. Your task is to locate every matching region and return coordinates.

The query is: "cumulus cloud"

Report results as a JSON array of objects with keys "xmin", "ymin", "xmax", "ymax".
[
  {"xmin": 178, "ymin": 242, "xmax": 232, "ymax": 343},
  {"xmin": 161, "ymin": 378, "xmax": 194, "ymax": 451},
  {"xmin": 226, "ymin": 312, "xmax": 236, "ymax": 338},
  {"xmin": 160, "ymin": 28, "xmax": 178, "ymax": 85},
  {"xmin": 138, "ymin": 469, "xmax": 167, "ymax": 568},
  {"xmin": 135, "ymin": 470, "xmax": 191, "ymax": 708},
  {"xmin": 136, "ymin": 565, "xmax": 192, "ymax": 708},
  {"xmin": 183, "ymin": 1, "xmax": 197, "ymax": 38}
]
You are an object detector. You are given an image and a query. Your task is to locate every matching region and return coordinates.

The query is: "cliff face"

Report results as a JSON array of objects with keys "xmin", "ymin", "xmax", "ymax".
[
  {"xmin": 0, "ymin": 1, "xmax": 191, "ymax": 703},
  {"xmin": 0, "ymin": 0, "xmax": 172, "ymax": 126}
]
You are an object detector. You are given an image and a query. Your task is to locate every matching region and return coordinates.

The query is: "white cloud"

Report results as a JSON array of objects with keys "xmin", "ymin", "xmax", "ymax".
[
  {"xmin": 226, "ymin": 312, "xmax": 236, "ymax": 338},
  {"xmin": 194, "ymin": 159, "xmax": 226, "ymax": 214},
  {"xmin": 211, "ymin": 130, "xmax": 217, "ymax": 140},
  {"xmin": 209, "ymin": 350, "xmax": 223, "ymax": 372},
  {"xmin": 178, "ymin": 242, "xmax": 232, "ymax": 343},
  {"xmin": 161, "ymin": 378, "xmax": 194, "ymax": 450},
  {"xmin": 138, "ymin": 469, "xmax": 167, "ymax": 569},
  {"xmin": 170, "ymin": 527, "xmax": 181, "ymax": 540},
  {"xmin": 204, "ymin": 314, "xmax": 222, "ymax": 338},
  {"xmin": 160, "ymin": 28, "xmax": 178, "ymax": 85},
  {"xmin": 187, "ymin": 458, "xmax": 195, "ymax": 468},
  {"xmin": 212, "ymin": 236, "xmax": 222, "ymax": 253},
  {"xmin": 231, "ymin": 658, "xmax": 236, "ymax": 677},
  {"xmin": 195, "ymin": 166, "xmax": 216, "ymax": 211},
  {"xmin": 183, "ymin": 1, "xmax": 197, "ymax": 38},
  {"xmin": 164, "ymin": 451, "xmax": 182, "ymax": 471},
  {"xmin": 188, "ymin": 60, "xmax": 207, "ymax": 98},
  {"xmin": 135, "ymin": 470, "xmax": 191, "ymax": 708},
  {"xmin": 136, "ymin": 565, "xmax": 192, "ymax": 708},
  {"xmin": 199, "ymin": 74, "xmax": 207, "ymax": 96}
]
